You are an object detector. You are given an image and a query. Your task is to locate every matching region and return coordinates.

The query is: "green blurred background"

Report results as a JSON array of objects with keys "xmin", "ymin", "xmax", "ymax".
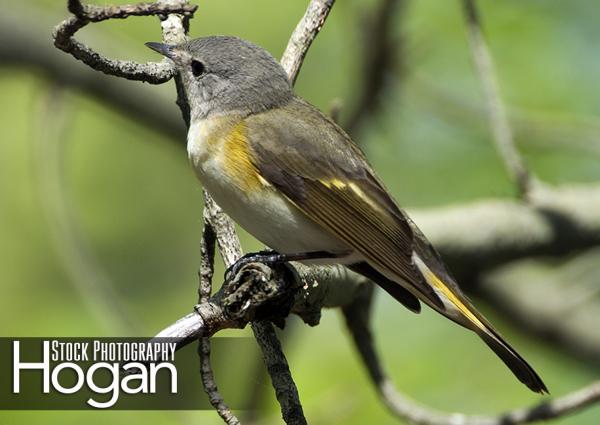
[{"xmin": 1, "ymin": 0, "xmax": 599, "ymax": 423}]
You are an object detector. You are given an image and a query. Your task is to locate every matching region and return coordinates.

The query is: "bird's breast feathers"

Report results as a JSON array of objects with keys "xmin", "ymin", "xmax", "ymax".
[{"xmin": 187, "ymin": 115, "xmax": 267, "ymax": 192}]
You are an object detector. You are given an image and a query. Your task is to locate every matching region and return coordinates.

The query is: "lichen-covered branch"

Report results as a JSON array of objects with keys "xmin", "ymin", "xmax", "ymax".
[
  {"xmin": 251, "ymin": 322, "xmax": 307, "ymax": 425},
  {"xmin": 153, "ymin": 263, "xmax": 366, "ymax": 353},
  {"xmin": 52, "ymin": 0, "xmax": 196, "ymax": 83}
]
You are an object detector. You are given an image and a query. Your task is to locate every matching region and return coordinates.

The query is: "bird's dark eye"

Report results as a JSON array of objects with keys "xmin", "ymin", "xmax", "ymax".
[{"xmin": 191, "ymin": 60, "xmax": 205, "ymax": 77}]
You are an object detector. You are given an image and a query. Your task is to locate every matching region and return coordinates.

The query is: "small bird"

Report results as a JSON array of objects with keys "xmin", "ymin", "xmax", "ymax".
[{"xmin": 146, "ymin": 36, "xmax": 547, "ymax": 393}]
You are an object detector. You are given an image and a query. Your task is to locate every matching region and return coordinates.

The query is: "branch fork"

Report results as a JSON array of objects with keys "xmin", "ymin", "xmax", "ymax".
[{"xmin": 53, "ymin": 0, "xmax": 197, "ymax": 83}]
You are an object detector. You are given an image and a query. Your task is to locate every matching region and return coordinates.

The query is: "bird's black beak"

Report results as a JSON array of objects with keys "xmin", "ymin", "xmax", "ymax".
[{"xmin": 145, "ymin": 42, "xmax": 176, "ymax": 59}]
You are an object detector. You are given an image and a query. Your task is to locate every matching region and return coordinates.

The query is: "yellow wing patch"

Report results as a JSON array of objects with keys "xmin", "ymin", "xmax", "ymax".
[
  {"xmin": 318, "ymin": 178, "xmax": 383, "ymax": 212},
  {"xmin": 321, "ymin": 178, "xmax": 347, "ymax": 189}
]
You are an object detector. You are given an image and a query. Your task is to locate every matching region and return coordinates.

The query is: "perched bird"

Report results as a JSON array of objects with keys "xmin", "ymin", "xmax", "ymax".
[{"xmin": 146, "ymin": 36, "xmax": 547, "ymax": 393}]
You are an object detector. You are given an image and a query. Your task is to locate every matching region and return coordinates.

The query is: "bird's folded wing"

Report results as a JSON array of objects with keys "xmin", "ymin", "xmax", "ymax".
[{"xmin": 243, "ymin": 99, "xmax": 444, "ymax": 309}]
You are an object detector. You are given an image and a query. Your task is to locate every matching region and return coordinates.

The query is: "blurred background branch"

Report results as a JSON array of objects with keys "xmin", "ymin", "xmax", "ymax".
[
  {"xmin": 462, "ymin": 0, "xmax": 532, "ymax": 198},
  {"xmin": 0, "ymin": 5, "xmax": 185, "ymax": 140},
  {"xmin": 33, "ymin": 82, "xmax": 136, "ymax": 334},
  {"xmin": 342, "ymin": 284, "xmax": 600, "ymax": 425},
  {"xmin": 345, "ymin": 0, "xmax": 405, "ymax": 138}
]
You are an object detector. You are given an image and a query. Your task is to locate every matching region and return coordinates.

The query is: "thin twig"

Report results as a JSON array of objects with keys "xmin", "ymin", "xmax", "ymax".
[
  {"xmin": 52, "ymin": 0, "xmax": 197, "ymax": 83},
  {"xmin": 342, "ymin": 285, "xmax": 600, "ymax": 425},
  {"xmin": 203, "ymin": 192, "xmax": 243, "ymax": 265},
  {"xmin": 376, "ymin": 378, "xmax": 600, "ymax": 425},
  {"xmin": 462, "ymin": 0, "xmax": 532, "ymax": 198},
  {"xmin": 198, "ymin": 221, "xmax": 216, "ymax": 304},
  {"xmin": 328, "ymin": 97, "xmax": 344, "ymax": 124},
  {"xmin": 345, "ymin": 0, "xmax": 405, "ymax": 137},
  {"xmin": 198, "ymin": 338, "xmax": 241, "ymax": 425},
  {"xmin": 2, "ymin": 4, "xmax": 185, "ymax": 141},
  {"xmin": 196, "ymin": 221, "xmax": 241, "ymax": 425},
  {"xmin": 281, "ymin": 0, "xmax": 336, "ymax": 84},
  {"xmin": 33, "ymin": 84, "xmax": 135, "ymax": 334}
]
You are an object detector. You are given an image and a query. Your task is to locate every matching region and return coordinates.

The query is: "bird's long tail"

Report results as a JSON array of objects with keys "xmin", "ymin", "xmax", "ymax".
[
  {"xmin": 475, "ymin": 323, "xmax": 548, "ymax": 393},
  {"xmin": 413, "ymin": 253, "xmax": 548, "ymax": 394}
]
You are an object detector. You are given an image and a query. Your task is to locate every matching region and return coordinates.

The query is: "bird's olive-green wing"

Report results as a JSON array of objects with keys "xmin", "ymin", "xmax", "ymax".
[{"xmin": 244, "ymin": 97, "xmax": 443, "ymax": 309}]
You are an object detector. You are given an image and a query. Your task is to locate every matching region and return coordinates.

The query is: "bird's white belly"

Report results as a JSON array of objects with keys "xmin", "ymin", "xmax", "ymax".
[
  {"xmin": 207, "ymin": 176, "xmax": 347, "ymax": 254},
  {"xmin": 187, "ymin": 119, "xmax": 350, "ymax": 258}
]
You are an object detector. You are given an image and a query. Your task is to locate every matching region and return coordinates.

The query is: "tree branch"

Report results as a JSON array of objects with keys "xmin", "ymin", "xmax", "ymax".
[
  {"xmin": 52, "ymin": 0, "xmax": 196, "ymax": 83},
  {"xmin": 281, "ymin": 0, "xmax": 336, "ymax": 84},
  {"xmin": 153, "ymin": 263, "xmax": 366, "ymax": 351},
  {"xmin": 196, "ymin": 221, "xmax": 241, "ymax": 425},
  {"xmin": 251, "ymin": 321, "xmax": 307, "ymax": 425},
  {"xmin": 413, "ymin": 183, "xmax": 600, "ymax": 285},
  {"xmin": 462, "ymin": 0, "xmax": 532, "ymax": 198}
]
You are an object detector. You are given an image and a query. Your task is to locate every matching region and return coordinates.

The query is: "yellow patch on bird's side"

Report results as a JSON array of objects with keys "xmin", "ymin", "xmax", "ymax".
[
  {"xmin": 221, "ymin": 122, "xmax": 265, "ymax": 191},
  {"xmin": 422, "ymin": 268, "xmax": 485, "ymax": 330}
]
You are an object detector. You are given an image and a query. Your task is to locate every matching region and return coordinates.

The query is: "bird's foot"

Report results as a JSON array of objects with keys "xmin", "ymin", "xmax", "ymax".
[
  {"xmin": 224, "ymin": 250, "xmax": 285, "ymax": 282},
  {"xmin": 224, "ymin": 249, "xmax": 346, "ymax": 282}
]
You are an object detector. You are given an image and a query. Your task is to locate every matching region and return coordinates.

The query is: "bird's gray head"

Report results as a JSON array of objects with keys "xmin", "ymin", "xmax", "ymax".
[{"xmin": 146, "ymin": 36, "xmax": 293, "ymax": 120}]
